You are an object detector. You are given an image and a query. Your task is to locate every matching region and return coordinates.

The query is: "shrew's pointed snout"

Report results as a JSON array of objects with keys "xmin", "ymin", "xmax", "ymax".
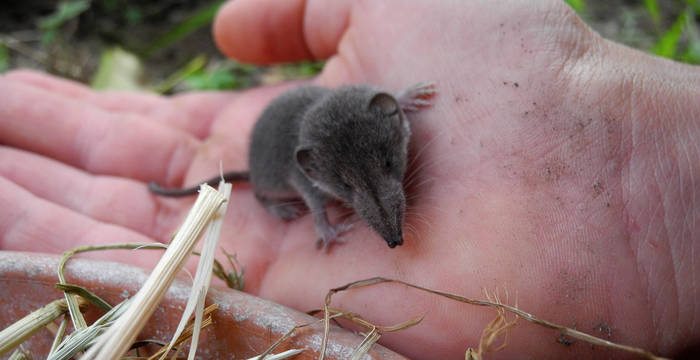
[
  {"xmin": 353, "ymin": 179, "xmax": 406, "ymax": 249},
  {"xmin": 385, "ymin": 231, "xmax": 403, "ymax": 248}
]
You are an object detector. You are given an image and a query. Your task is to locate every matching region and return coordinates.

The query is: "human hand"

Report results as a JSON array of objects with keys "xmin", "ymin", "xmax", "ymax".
[{"xmin": 2, "ymin": 0, "xmax": 699, "ymax": 358}]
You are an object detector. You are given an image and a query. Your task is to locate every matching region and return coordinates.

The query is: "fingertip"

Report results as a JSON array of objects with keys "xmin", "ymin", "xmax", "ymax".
[
  {"xmin": 213, "ymin": 0, "xmax": 352, "ymax": 64},
  {"xmin": 214, "ymin": 0, "xmax": 312, "ymax": 64},
  {"xmin": 303, "ymin": 0, "xmax": 352, "ymax": 60},
  {"xmin": 2, "ymin": 69, "xmax": 47, "ymax": 81},
  {"xmin": 2, "ymin": 69, "xmax": 92, "ymax": 96}
]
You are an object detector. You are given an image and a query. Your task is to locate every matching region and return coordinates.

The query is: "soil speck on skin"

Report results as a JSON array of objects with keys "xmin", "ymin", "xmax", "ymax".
[
  {"xmin": 556, "ymin": 333, "xmax": 576, "ymax": 346},
  {"xmin": 594, "ymin": 322, "xmax": 613, "ymax": 338},
  {"xmin": 593, "ymin": 181, "xmax": 604, "ymax": 195},
  {"xmin": 514, "ymin": 82, "xmax": 519, "ymax": 88},
  {"xmin": 544, "ymin": 160, "xmax": 567, "ymax": 182}
]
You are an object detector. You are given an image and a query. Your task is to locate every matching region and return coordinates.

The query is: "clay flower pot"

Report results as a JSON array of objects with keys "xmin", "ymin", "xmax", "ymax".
[{"xmin": 0, "ymin": 251, "xmax": 406, "ymax": 359}]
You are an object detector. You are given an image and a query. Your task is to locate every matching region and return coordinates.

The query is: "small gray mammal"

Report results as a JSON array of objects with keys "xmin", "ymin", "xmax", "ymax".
[{"xmin": 149, "ymin": 82, "xmax": 436, "ymax": 250}]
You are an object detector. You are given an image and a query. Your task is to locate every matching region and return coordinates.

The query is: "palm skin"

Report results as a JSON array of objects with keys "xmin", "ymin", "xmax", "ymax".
[{"xmin": 1, "ymin": 0, "xmax": 698, "ymax": 358}]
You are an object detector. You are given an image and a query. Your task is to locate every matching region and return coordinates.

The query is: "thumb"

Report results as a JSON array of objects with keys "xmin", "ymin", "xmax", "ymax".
[{"xmin": 213, "ymin": 0, "xmax": 352, "ymax": 64}]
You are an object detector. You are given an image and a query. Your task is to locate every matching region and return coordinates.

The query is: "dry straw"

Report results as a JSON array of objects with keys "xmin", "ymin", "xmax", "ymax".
[
  {"xmin": 318, "ymin": 277, "xmax": 671, "ymax": 360},
  {"xmin": 159, "ymin": 180, "xmax": 232, "ymax": 360},
  {"xmin": 47, "ymin": 298, "xmax": 131, "ymax": 360},
  {"xmin": 0, "ymin": 298, "xmax": 77, "ymax": 357},
  {"xmin": 82, "ymin": 184, "xmax": 226, "ymax": 360}
]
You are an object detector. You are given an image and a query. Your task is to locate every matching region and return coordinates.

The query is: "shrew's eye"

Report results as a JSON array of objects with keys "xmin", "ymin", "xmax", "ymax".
[{"xmin": 385, "ymin": 159, "xmax": 393, "ymax": 171}]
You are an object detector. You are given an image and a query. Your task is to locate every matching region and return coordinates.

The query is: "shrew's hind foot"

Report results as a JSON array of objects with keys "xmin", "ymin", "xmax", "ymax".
[{"xmin": 396, "ymin": 82, "xmax": 437, "ymax": 113}]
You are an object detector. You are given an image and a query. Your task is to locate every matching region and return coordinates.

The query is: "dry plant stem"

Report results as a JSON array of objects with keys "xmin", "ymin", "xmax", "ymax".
[
  {"xmin": 0, "ymin": 298, "xmax": 71, "ymax": 356},
  {"xmin": 160, "ymin": 181, "xmax": 232, "ymax": 360},
  {"xmin": 256, "ymin": 308, "xmax": 416, "ymax": 360},
  {"xmin": 48, "ymin": 315, "xmax": 69, "ymax": 357},
  {"xmin": 58, "ymin": 242, "xmax": 237, "ymax": 292},
  {"xmin": 168, "ymin": 317, "xmax": 213, "ymax": 359},
  {"xmin": 313, "ymin": 307, "xmax": 422, "ymax": 360},
  {"xmin": 324, "ymin": 307, "xmax": 423, "ymax": 332},
  {"xmin": 477, "ymin": 290, "xmax": 518, "ymax": 354},
  {"xmin": 246, "ymin": 349, "xmax": 304, "ymax": 360},
  {"xmin": 57, "ymin": 243, "xmax": 167, "ymax": 330},
  {"xmin": 350, "ymin": 328, "xmax": 381, "ymax": 360},
  {"xmin": 47, "ymin": 298, "xmax": 132, "ymax": 360},
  {"xmin": 8, "ymin": 348, "xmax": 31, "ymax": 360},
  {"xmin": 463, "ymin": 291, "xmax": 520, "ymax": 360},
  {"xmin": 146, "ymin": 304, "xmax": 218, "ymax": 360},
  {"xmin": 255, "ymin": 313, "xmax": 344, "ymax": 360},
  {"xmin": 83, "ymin": 185, "xmax": 226, "ymax": 360},
  {"xmin": 321, "ymin": 277, "xmax": 670, "ymax": 360}
]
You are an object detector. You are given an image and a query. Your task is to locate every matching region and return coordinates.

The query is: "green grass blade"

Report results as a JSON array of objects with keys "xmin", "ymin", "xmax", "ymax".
[
  {"xmin": 644, "ymin": 0, "xmax": 661, "ymax": 24},
  {"xmin": 564, "ymin": 0, "xmax": 585, "ymax": 13},
  {"xmin": 681, "ymin": 41, "xmax": 700, "ymax": 63},
  {"xmin": 681, "ymin": 10, "xmax": 700, "ymax": 63},
  {"xmin": 0, "ymin": 43, "xmax": 8, "ymax": 73},
  {"xmin": 55, "ymin": 283, "xmax": 113, "ymax": 312},
  {"xmin": 152, "ymin": 55, "xmax": 207, "ymax": 93},
  {"xmin": 651, "ymin": 11, "xmax": 688, "ymax": 58},
  {"xmin": 38, "ymin": 0, "xmax": 91, "ymax": 30},
  {"xmin": 144, "ymin": 1, "xmax": 224, "ymax": 57}
]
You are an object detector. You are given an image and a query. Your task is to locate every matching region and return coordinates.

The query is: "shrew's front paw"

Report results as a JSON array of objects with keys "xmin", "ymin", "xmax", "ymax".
[{"xmin": 315, "ymin": 222, "xmax": 354, "ymax": 252}]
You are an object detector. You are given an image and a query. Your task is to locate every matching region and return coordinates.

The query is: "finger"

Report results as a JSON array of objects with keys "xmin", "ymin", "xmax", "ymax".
[
  {"xmin": 0, "ymin": 77, "xmax": 198, "ymax": 183},
  {"xmin": 0, "ymin": 146, "xmax": 183, "ymax": 241},
  {"xmin": 0, "ymin": 176, "xmax": 161, "ymax": 270},
  {"xmin": 3, "ymin": 70, "xmax": 169, "ymax": 115},
  {"xmin": 213, "ymin": 0, "xmax": 352, "ymax": 63},
  {"xmin": 3, "ymin": 70, "xmax": 238, "ymax": 138}
]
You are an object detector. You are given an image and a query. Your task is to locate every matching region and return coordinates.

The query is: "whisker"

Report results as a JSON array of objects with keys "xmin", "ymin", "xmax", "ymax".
[
  {"xmin": 407, "ymin": 129, "xmax": 448, "ymax": 169},
  {"xmin": 406, "ymin": 202, "xmax": 449, "ymax": 218},
  {"xmin": 405, "ymin": 214, "xmax": 432, "ymax": 230},
  {"xmin": 404, "ymin": 154, "xmax": 450, "ymax": 188},
  {"xmin": 404, "ymin": 223, "xmax": 418, "ymax": 235},
  {"xmin": 405, "ymin": 175, "xmax": 437, "ymax": 192}
]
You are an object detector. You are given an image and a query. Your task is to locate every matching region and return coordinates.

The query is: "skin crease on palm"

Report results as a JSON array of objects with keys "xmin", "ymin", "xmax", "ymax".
[{"xmin": 0, "ymin": 0, "xmax": 698, "ymax": 358}]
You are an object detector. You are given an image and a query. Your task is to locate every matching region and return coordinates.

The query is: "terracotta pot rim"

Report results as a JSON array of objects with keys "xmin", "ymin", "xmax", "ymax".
[{"xmin": 0, "ymin": 250, "xmax": 406, "ymax": 360}]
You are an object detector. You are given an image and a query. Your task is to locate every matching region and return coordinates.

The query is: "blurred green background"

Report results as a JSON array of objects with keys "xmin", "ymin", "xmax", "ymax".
[{"xmin": 0, "ymin": 0, "xmax": 698, "ymax": 93}]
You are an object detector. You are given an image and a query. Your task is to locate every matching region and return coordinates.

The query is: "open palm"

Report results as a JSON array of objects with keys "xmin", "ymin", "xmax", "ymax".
[{"xmin": 1, "ymin": 0, "xmax": 698, "ymax": 358}]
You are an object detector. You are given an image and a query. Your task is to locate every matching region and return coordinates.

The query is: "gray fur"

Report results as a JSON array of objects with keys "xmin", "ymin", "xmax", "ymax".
[{"xmin": 149, "ymin": 82, "xmax": 436, "ymax": 250}]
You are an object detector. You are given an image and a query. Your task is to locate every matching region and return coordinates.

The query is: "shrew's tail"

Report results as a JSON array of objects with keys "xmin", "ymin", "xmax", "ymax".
[{"xmin": 148, "ymin": 171, "xmax": 250, "ymax": 197}]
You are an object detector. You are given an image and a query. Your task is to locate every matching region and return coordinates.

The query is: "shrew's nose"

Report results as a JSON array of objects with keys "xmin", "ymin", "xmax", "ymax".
[{"xmin": 386, "ymin": 233, "xmax": 403, "ymax": 248}]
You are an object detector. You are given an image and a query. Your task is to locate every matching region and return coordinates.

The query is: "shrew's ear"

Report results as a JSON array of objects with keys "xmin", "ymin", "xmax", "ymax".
[
  {"xmin": 369, "ymin": 93, "xmax": 399, "ymax": 116},
  {"xmin": 295, "ymin": 147, "xmax": 317, "ymax": 180}
]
